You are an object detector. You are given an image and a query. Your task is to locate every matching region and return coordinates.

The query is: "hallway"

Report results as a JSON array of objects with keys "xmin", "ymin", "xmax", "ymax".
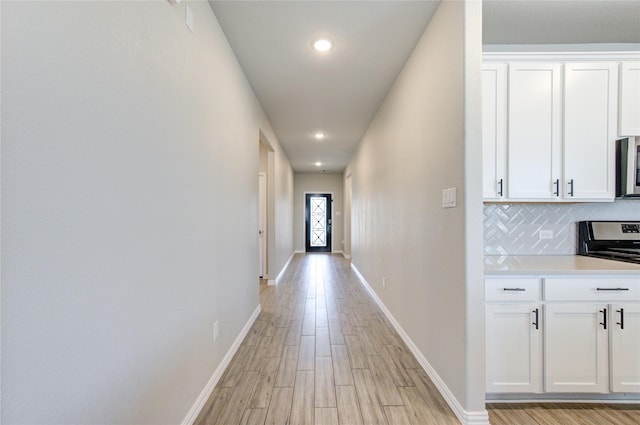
[
  {"xmin": 194, "ymin": 254, "xmax": 640, "ymax": 425},
  {"xmin": 195, "ymin": 253, "xmax": 459, "ymax": 425}
]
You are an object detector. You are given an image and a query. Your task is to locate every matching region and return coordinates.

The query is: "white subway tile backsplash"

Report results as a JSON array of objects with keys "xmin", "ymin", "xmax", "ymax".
[{"xmin": 483, "ymin": 200, "xmax": 640, "ymax": 255}]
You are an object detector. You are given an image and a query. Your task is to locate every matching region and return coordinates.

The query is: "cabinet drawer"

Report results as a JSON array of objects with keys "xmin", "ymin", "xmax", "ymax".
[
  {"xmin": 486, "ymin": 278, "xmax": 541, "ymax": 301},
  {"xmin": 544, "ymin": 278, "xmax": 640, "ymax": 301}
]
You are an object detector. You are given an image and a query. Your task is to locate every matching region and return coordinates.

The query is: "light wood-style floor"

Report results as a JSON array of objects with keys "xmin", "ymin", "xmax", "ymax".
[{"xmin": 195, "ymin": 253, "xmax": 640, "ymax": 425}]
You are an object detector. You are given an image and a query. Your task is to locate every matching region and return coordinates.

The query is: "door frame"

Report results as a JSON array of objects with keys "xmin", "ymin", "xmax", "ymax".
[
  {"xmin": 304, "ymin": 192, "xmax": 333, "ymax": 253},
  {"xmin": 258, "ymin": 172, "xmax": 267, "ymax": 278}
]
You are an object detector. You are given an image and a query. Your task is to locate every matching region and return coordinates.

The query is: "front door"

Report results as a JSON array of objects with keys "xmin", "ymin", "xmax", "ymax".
[{"xmin": 305, "ymin": 193, "xmax": 332, "ymax": 252}]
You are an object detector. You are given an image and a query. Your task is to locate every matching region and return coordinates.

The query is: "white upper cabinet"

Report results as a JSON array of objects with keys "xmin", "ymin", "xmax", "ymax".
[
  {"xmin": 481, "ymin": 53, "xmax": 630, "ymax": 203},
  {"xmin": 482, "ymin": 64, "xmax": 507, "ymax": 200},
  {"xmin": 619, "ymin": 61, "xmax": 640, "ymax": 136},
  {"xmin": 563, "ymin": 62, "xmax": 618, "ymax": 200},
  {"xmin": 507, "ymin": 63, "xmax": 562, "ymax": 200}
]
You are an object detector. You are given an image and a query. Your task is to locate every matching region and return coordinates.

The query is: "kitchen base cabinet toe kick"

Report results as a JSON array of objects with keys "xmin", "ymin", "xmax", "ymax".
[{"xmin": 485, "ymin": 276, "xmax": 640, "ymax": 402}]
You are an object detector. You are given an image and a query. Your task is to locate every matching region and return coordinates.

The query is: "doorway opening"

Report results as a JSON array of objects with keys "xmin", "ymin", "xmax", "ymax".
[
  {"xmin": 305, "ymin": 193, "xmax": 332, "ymax": 253},
  {"xmin": 258, "ymin": 133, "xmax": 274, "ymax": 287}
]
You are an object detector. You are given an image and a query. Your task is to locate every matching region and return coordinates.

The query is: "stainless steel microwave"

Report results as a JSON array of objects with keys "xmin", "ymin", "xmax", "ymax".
[{"xmin": 616, "ymin": 137, "xmax": 640, "ymax": 198}]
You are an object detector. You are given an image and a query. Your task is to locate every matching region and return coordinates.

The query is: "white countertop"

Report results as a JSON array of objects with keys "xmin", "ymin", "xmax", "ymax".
[{"xmin": 485, "ymin": 255, "xmax": 640, "ymax": 276}]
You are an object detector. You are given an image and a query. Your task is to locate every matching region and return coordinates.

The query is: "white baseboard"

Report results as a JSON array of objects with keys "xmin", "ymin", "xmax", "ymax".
[
  {"xmin": 350, "ymin": 264, "xmax": 490, "ymax": 425},
  {"xmin": 181, "ymin": 304, "xmax": 262, "ymax": 425},
  {"xmin": 342, "ymin": 253, "xmax": 351, "ymax": 260},
  {"xmin": 273, "ymin": 252, "xmax": 296, "ymax": 285},
  {"xmin": 267, "ymin": 279, "xmax": 276, "ymax": 286}
]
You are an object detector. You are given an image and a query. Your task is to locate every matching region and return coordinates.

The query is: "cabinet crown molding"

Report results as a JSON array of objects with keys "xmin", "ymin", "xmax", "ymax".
[{"xmin": 483, "ymin": 51, "xmax": 640, "ymax": 62}]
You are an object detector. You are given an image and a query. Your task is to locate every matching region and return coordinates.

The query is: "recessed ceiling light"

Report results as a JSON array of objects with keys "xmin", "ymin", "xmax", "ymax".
[
  {"xmin": 313, "ymin": 38, "xmax": 333, "ymax": 52},
  {"xmin": 315, "ymin": 162, "xmax": 322, "ymax": 167},
  {"xmin": 314, "ymin": 132, "xmax": 325, "ymax": 140}
]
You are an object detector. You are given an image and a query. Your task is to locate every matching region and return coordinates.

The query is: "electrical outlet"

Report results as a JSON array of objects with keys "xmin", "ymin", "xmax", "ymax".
[
  {"xmin": 539, "ymin": 230, "xmax": 554, "ymax": 240},
  {"xmin": 213, "ymin": 321, "xmax": 220, "ymax": 342}
]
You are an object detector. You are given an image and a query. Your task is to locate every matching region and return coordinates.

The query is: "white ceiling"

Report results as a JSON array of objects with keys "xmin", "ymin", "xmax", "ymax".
[{"xmin": 209, "ymin": 1, "xmax": 640, "ymax": 173}]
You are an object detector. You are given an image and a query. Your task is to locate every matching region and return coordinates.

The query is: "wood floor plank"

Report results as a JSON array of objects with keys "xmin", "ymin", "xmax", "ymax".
[
  {"xmin": 344, "ymin": 334, "xmax": 367, "ymax": 369},
  {"xmin": 315, "ymin": 356, "xmax": 337, "ymax": 408},
  {"xmin": 352, "ymin": 369, "xmax": 388, "ymax": 425},
  {"xmin": 275, "ymin": 345, "xmax": 299, "ymax": 388},
  {"xmin": 315, "ymin": 407, "xmax": 339, "ymax": 425},
  {"xmin": 584, "ymin": 406, "xmax": 640, "ymax": 425},
  {"xmin": 385, "ymin": 336, "xmax": 421, "ymax": 370},
  {"xmin": 244, "ymin": 320, "xmax": 266, "ymax": 346},
  {"xmin": 357, "ymin": 326, "xmax": 383, "ymax": 355},
  {"xmin": 409, "ymin": 370, "xmax": 459, "ymax": 423},
  {"xmin": 248, "ymin": 357, "xmax": 280, "ymax": 408},
  {"xmin": 291, "ymin": 370, "xmax": 314, "ymax": 425},
  {"xmin": 316, "ymin": 327, "xmax": 331, "ymax": 357},
  {"xmin": 399, "ymin": 386, "xmax": 455, "ymax": 425},
  {"xmin": 328, "ymin": 319, "xmax": 345, "ymax": 345},
  {"xmin": 315, "ymin": 407, "xmax": 340, "ymax": 425},
  {"xmin": 265, "ymin": 326, "xmax": 286, "ymax": 358},
  {"xmin": 331, "ymin": 344, "xmax": 354, "ymax": 386},
  {"xmin": 239, "ymin": 408, "xmax": 268, "ymax": 425},
  {"xmin": 298, "ymin": 335, "xmax": 316, "ymax": 371},
  {"xmin": 284, "ymin": 319, "xmax": 302, "ymax": 346},
  {"xmin": 193, "ymin": 387, "xmax": 232, "ymax": 425},
  {"xmin": 244, "ymin": 336, "xmax": 271, "ymax": 372},
  {"xmin": 211, "ymin": 371, "xmax": 259, "ymax": 425},
  {"xmin": 377, "ymin": 345, "xmax": 413, "ymax": 387},
  {"xmin": 217, "ymin": 345, "xmax": 251, "ymax": 388},
  {"xmin": 302, "ymin": 313, "xmax": 316, "ymax": 336},
  {"xmin": 367, "ymin": 355, "xmax": 403, "ymax": 406},
  {"xmin": 335, "ymin": 385, "xmax": 364, "ymax": 425},
  {"xmin": 383, "ymin": 406, "xmax": 413, "ymax": 425},
  {"xmin": 489, "ymin": 405, "xmax": 539, "ymax": 425},
  {"xmin": 316, "ymin": 307, "xmax": 329, "ymax": 328},
  {"xmin": 264, "ymin": 386, "xmax": 294, "ymax": 425}
]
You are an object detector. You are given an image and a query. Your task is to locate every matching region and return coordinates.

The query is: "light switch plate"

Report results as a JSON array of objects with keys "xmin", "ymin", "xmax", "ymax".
[{"xmin": 442, "ymin": 188, "xmax": 457, "ymax": 208}]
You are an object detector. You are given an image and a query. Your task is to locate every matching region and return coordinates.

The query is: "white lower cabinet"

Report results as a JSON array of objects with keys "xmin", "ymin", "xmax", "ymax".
[
  {"xmin": 486, "ymin": 303, "xmax": 543, "ymax": 393},
  {"xmin": 486, "ymin": 276, "xmax": 640, "ymax": 396},
  {"xmin": 485, "ymin": 278, "xmax": 542, "ymax": 393},
  {"xmin": 610, "ymin": 303, "xmax": 640, "ymax": 392},
  {"xmin": 544, "ymin": 303, "xmax": 609, "ymax": 393}
]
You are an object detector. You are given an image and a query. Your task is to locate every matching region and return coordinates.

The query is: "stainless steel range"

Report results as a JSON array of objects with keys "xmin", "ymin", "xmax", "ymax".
[{"xmin": 578, "ymin": 221, "xmax": 640, "ymax": 264}]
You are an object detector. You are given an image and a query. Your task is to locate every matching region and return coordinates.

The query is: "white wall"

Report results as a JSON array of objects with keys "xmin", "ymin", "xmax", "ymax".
[
  {"xmin": 345, "ymin": 0, "xmax": 486, "ymax": 420},
  {"xmin": 293, "ymin": 173, "xmax": 344, "ymax": 253},
  {"xmin": 0, "ymin": 1, "xmax": 293, "ymax": 423}
]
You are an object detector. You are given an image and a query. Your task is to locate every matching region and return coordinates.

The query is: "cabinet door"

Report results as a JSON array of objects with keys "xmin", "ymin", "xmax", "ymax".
[
  {"xmin": 544, "ymin": 304, "xmax": 609, "ymax": 393},
  {"xmin": 620, "ymin": 61, "xmax": 640, "ymax": 136},
  {"xmin": 610, "ymin": 303, "xmax": 640, "ymax": 393},
  {"xmin": 564, "ymin": 63, "xmax": 618, "ymax": 201},
  {"xmin": 482, "ymin": 64, "xmax": 507, "ymax": 200},
  {"xmin": 508, "ymin": 63, "xmax": 562, "ymax": 199},
  {"xmin": 486, "ymin": 303, "xmax": 543, "ymax": 393}
]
